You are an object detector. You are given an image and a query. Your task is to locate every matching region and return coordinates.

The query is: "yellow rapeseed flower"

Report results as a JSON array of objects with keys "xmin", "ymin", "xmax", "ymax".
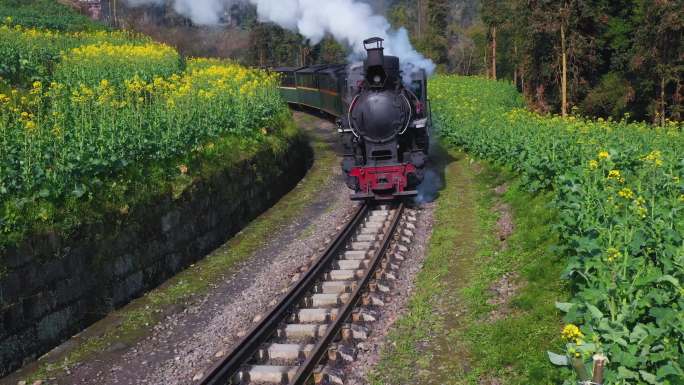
[
  {"xmin": 598, "ymin": 151, "xmax": 610, "ymax": 160},
  {"xmin": 69, "ymin": 43, "xmax": 176, "ymax": 62},
  {"xmin": 618, "ymin": 188, "xmax": 634, "ymax": 199},
  {"xmin": 642, "ymin": 150, "xmax": 663, "ymax": 167},
  {"xmin": 24, "ymin": 120, "xmax": 37, "ymax": 131},
  {"xmin": 608, "ymin": 170, "xmax": 621, "ymax": 179},
  {"xmin": 606, "ymin": 247, "xmax": 622, "ymax": 262},
  {"xmin": 636, "ymin": 206, "xmax": 648, "ymax": 218},
  {"xmin": 588, "ymin": 160, "xmax": 599, "ymax": 170},
  {"xmin": 562, "ymin": 324, "xmax": 584, "ymax": 343}
]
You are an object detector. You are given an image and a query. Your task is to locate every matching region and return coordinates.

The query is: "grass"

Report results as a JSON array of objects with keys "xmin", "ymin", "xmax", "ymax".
[
  {"xmin": 19, "ymin": 114, "xmax": 339, "ymax": 383},
  {"xmin": 0, "ymin": 0, "xmax": 104, "ymax": 31},
  {"xmin": 460, "ymin": 166, "xmax": 571, "ymax": 384},
  {"xmin": 371, "ymin": 147, "xmax": 571, "ymax": 384}
]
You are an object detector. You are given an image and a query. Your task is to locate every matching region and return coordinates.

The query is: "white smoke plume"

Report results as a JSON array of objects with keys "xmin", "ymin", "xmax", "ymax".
[
  {"xmin": 249, "ymin": 0, "xmax": 435, "ymax": 76},
  {"xmin": 123, "ymin": 0, "xmax": 436, "ymax": 76}
]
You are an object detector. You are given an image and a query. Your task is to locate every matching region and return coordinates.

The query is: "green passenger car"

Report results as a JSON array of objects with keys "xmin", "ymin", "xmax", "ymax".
[
  {"xmin": 295, "ymin": 65, "xmax": 327, "ymax": 111},
  {"xmin": 275, "ymin": 67, "xmax": 301, "ymax": 104},
  {"xmin": 274, "ymin": 65, "xmax": 347, "ymax": 118}
]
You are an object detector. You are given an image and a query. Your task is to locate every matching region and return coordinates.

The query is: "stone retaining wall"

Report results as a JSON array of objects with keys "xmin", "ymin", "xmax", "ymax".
[{"xmin": 0, "ymin": 133, "xmax": 312, "ymax": 376}]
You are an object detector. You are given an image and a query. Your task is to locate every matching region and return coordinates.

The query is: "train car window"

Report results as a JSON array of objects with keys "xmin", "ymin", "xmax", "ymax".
[
  {"xmin": 320, "ymin": 75, "xmax": 333, "ymax": 92},
  {"xmin": 299, "ymin": 74, "xmax": 313, "ymax": 88},
  {"xmin": 281, "ymin": 73, "xmax": 295, "ymax": 87}
]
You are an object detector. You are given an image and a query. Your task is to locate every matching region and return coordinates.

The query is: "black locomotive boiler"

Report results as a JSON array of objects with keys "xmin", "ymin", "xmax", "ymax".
[{"xmin": 275, "ymin": 37, "xmax": 430, "ymax": 200}]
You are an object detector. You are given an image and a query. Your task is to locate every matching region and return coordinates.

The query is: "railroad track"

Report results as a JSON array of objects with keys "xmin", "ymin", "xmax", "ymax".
[{"xmin": 197, "ymin": 202, "xmax": 415, "ymax": 385}]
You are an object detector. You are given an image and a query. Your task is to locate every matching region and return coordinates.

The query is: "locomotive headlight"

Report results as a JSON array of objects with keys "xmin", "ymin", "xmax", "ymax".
[{"xmin": 373, "ymin": 75, "xmax": 381, "ymax": 84}]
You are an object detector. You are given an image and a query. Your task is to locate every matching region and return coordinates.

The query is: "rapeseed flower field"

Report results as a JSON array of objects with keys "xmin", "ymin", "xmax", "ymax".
[
  {"xmin": 0, "ymin": 23, "xmax": 287, "ymax": 248},
  {"xmin": 431, "ymin": 75, "xmax": 683, "ymax": 384},
  {"xmin": 0, "ymin": 19, "xmax": 152, "ymax": 87}
]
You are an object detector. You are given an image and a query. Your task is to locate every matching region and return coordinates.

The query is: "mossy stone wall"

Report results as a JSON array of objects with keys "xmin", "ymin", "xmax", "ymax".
[{"xmin": 0, "ymin": 134, "xmax": 312, "ymax": 376}]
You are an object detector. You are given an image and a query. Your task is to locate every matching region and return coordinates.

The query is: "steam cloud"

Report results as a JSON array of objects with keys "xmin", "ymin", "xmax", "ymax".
[
  {"xmin": 123, "ymin": 0, "xmax": 435, "ymax": 76},
  {"xmin": 251, "ymin": 0, "xmax": 435, "ymax": 76}
]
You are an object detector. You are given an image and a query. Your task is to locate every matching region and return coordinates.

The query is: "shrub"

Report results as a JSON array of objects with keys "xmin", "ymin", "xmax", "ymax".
[
  {"xmin": 580, "ymin": 73, "xmax": 635, "ymax": 120},
  {"xmin": 0, "ymin": 0, "xmax": 103, "ymax": 32}
]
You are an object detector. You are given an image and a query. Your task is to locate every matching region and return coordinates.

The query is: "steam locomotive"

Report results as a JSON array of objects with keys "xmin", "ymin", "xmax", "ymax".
[{"xmin": 275, "ymin": 37, "xmax": 430, "ymax": 200}]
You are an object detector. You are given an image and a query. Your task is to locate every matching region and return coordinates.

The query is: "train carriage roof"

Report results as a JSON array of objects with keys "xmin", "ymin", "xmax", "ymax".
[
  {"xmin": 272, "ymin": 66, "xmax": 305, "ymax": 72},
  {"xmin": 296, "ymin": 64, "xmax": 331, "ymax": 74},
  {"xmin": 318, "ymin": 64, "xmax": 347, "ymax": 76}
]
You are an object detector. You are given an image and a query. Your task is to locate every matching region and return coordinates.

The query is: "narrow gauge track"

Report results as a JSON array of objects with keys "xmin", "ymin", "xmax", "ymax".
[{"xmin": 198, "ymin": 202, "xmax": 410, "ymax": 385}]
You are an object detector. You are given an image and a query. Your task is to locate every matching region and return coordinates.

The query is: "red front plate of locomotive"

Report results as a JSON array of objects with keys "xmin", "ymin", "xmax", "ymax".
[{"xmin": 349, "ymin": 164, "xmax": 417, "ymax": 200}]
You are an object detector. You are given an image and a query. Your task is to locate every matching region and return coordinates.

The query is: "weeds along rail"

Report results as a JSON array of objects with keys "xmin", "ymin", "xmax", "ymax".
[{"xmin": 197, "ymin": 202, "xmax": 414, "ymax": 385}]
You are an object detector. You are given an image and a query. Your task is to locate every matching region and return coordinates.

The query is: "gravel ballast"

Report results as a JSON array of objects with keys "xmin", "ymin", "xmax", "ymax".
[
  {"xmin": 5, "ymin": 114, "xmax": 438, "ymax": 385},
  {"xmin": 64, "ymin": 116, "xmax": 356, "ymax": 385}
]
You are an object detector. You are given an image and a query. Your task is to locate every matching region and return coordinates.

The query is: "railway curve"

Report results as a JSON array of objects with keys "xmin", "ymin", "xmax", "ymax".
[{"xmin": 197, "ymin": 201, "xmax": 416, "ymax": 385}]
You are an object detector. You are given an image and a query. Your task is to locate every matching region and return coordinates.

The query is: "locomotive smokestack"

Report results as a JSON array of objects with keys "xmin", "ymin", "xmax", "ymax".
[
  {"xmin": 364, "ymin": 37, "xmax": 385, "ymax": 68},
  {"xmin": 364, "ymin": 37, "xmax": 388, "ymax": 87}
]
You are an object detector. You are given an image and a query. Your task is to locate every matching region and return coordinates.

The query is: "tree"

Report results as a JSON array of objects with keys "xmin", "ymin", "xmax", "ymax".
[
  {"xmin": 318, "ymin": 37, "xmax": 347, "ymax": 64},
  {"xmin": 481, "ymin": 0, "xmax": 509, "ymax": 80},
  {"xmin": 560, "ymin": 1, "xmax": 569, "ymax": 116},
  {"xmin": 632, "ymin": 0, "xmax": 684, "ymax": 124},
  {"xmin": 422, "ymin": 0, "xmax": 450, "ymax": 66}
]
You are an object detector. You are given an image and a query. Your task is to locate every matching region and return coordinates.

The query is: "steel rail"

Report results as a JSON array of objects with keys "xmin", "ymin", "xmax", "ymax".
[
  {"xmin": 290, "ymin": 202, "xmax": 404, "ymax": 385},
  {"xmin": 197, "ymin": 203, "xmax": 369, "ymax": 385}
]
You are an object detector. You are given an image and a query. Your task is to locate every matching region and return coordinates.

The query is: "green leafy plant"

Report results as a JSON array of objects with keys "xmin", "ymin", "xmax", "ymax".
[
  {"xmin": 0, "ymin": 0, "xmax": 104, "ymax": 32},
  {"xmin": 431, "ymin": 75, "xmax": 683, "ymax": 384},
  {"xmin": 0, "ymin": 21, "xmax": 151, "ymax": 87}
]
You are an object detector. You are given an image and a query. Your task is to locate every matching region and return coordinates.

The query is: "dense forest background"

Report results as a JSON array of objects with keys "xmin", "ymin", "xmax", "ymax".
[{"xmin": 18, "ymin": 0, "xmax": 684, "ymax": 123}]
